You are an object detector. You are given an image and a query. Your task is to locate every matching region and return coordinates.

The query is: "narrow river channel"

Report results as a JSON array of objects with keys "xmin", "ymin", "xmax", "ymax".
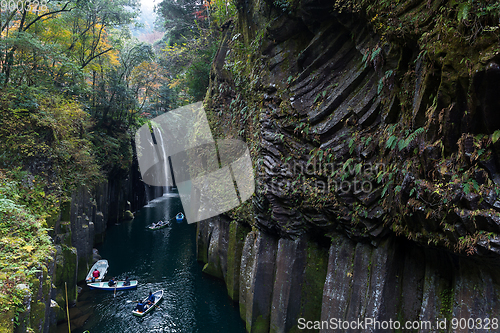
[{"xmin": 73, "ymin": 194, "xmax": 246, "ymax": 333}]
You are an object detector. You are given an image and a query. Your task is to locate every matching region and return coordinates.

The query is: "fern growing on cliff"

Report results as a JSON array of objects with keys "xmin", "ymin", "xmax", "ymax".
[{"xmin": 398, "ymin": 127, "xmax": 425, "ymax": 151}]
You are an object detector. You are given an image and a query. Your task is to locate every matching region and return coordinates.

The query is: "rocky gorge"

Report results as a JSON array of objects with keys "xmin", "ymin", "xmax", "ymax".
[
  {"xmin": 1, "ymin": 154, "xmax": 148, "ymax": 333},
  {"xmin": 198, "ymin": 0, "xmax": 500, "ymax": 332}
]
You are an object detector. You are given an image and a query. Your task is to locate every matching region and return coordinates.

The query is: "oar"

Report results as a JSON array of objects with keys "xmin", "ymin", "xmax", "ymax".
[
  {"xmin": 114, "ymin": 282, "xmax": 117, "ymax": 298},
  {"xmin": 65, "ymin": 282, "xmax": 71, "ymax": 333}
]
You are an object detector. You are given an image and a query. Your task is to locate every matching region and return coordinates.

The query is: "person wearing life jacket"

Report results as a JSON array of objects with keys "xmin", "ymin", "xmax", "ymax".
[
  {"xmin": 108, "ymin": 277, "xmax": 116, "ymax": 287},
  {"xmin": 136, "ymin": 301, "xmax": 145, "ymax": 312},
  {"xmin": 92, "ymin": 268, "xmax": 100, "ymax": 282}
]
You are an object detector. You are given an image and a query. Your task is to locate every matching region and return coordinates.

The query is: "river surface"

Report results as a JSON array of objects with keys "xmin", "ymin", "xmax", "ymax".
[{"xmin": 73, "ymin": 194, "xmax": 246, "ymax": 333}]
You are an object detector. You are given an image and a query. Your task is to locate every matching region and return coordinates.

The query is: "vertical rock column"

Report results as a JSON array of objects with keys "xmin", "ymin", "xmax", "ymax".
[
  {"xmin": 226, "ymin": 220, "xmax": 251, "ymax": 301},
  {"xmin": 202, "ymin": 217, "xmax": 224, "ymax": 279},
  {"xmin": 198, "ymin": 215, "xmax": 242, "ymax": 283},
  {"xmin": 269, "ymin": 237, "xmax": 307, "ymax": 333},
  {"xmin": 242, "ymin": 231, "xmax": 278, "ymax": 333},
  {"xmin": 70, "ymin": 186, "xmax": 95, "ymax": 282},
  {"xmin": 93, "ymin": 182, "xmax": 108, "ymax": 244}
]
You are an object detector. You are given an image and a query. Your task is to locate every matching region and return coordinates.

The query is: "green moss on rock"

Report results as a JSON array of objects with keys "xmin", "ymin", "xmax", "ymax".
[
  {"xmin": 289, "ymin": 240, "xmax": 328, "ymax": 333},
  {"xmin": 252, "ymin": 314, "xmax": 270, "ymax": 333},
  {"xmin": 226, "ymin": 221, "xmax": 250, "ymax": 301},
  {"xmin": 55, "ymin": 245, "xmax": 77, "ymax": 305},
  {"xmin": 0, "ymin": 309, "xmax": 14, "ymax": 333},
  {"xmin": 123, "ymin": 210, "xmax": 134, "ymax": 220},
  {"xmin": 29, "ymin": 302, "xmax": 46, "ymax": 333},
  {"xmin": 77, "ymin": 255, "xmax": 93, "ymax": 282},
  {"xmin": 202, "ymin": 262, "xmax": 224, "ymax": 279},
  {"xmin": 196, "ymin": 222, "xmax": 209, "ymax": 263},
  {"xmin": 59, "ymin": 200, "xmax": 71, "ymax": 222}
]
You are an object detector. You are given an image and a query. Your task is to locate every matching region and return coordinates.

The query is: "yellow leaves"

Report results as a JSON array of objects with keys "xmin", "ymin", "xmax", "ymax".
[
  {"xmin": 21, "ymin": 245, "xmax": 35, "ymax": 253},
  {"xmin": 168, "ymin": 79, "xmax": 182, "ymax": 89},
  {"xmin": 107, "ymin": 49, "xmax": 120, "ymax": 66}
]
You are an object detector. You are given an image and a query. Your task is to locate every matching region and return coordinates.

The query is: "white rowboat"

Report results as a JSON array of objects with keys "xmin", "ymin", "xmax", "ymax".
[
  {"xmin": 87, "ymin": 280, "xmax": 138, "ymax": 291},
  {"xmin": 85, "ymin": 259, "xmax": 108, "ymax": 283},
  {"xmin": 132, "ymin": 290, "xmax": 163, "ymax": 317}
]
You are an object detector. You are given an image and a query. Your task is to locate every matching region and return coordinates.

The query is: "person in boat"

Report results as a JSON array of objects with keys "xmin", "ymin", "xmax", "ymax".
[
  {"xmin": 108, "ymin": 277, "xmax": 116, "ymax": 287},
  {"xmin": 92, "ymin": 268, "xmax": 100, "ymax": 282},
  {"xmin": 146, "ymin": 291, "xmax": 155, "ymax": 304},
  {"xmin": 135, "ymin": 301, "xmax": 145, "ymax": 312},
  {"xmin": 123, "ymin": 276, "xmax": 131, "ymax": 286}
]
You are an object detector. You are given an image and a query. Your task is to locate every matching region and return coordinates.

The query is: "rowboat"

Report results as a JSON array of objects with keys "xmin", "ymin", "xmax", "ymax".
[
  {"xmin": 132, "ymin": 290, "xmax": 164, "ymax": 317},
  {"xmin": 85, "ymin": 259, "xmax": 108, "ymax": 283},
  {"xmin": 87, "ymin": 280, "xmax": 138, "ymax": 291},
  {"xmin": 147, "ymin": 220, "xmax": 169, "ymax": 230},
  {"xmin": 175, "ymin": 212, "xmax": 184, "ymax": 222}
]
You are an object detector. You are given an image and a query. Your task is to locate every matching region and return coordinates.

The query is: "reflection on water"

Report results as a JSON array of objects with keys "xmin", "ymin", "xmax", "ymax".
[{"xmin": 71, "ymin": 194, "xmax": 245, "ymax": 333}]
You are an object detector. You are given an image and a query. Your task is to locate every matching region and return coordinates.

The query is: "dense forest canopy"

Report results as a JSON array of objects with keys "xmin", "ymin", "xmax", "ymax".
[{"xmin": 0, "ymin": 0, "xmax": 232, "ymax": 179}]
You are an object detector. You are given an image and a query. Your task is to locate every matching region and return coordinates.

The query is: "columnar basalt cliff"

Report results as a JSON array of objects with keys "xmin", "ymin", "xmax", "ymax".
[{"xmin": 198, "ymin": 0, "xmax": 500, "ymax": 332}]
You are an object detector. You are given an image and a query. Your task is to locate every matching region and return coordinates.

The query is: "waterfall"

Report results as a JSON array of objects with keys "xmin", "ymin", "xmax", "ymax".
[{"xmin": 156, "ymin": 129, "xmax": 170, "ymax": 194}]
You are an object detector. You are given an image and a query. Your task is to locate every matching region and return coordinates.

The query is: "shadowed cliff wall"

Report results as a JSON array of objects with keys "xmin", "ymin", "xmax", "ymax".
[{"xmin": 199, "ymin": 0, "xmax": 500, "ymax": 331}]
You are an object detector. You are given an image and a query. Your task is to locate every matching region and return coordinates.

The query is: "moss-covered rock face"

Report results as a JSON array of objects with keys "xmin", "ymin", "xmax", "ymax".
[
  {"xmin": 0, "ymin": 308, "xmax": 15, "ymax": 333},
  {"xmin": 207, "ymin": 0, "xmax": 500, "ymax": 260},
  {"xmin": 123, "ymin": 210, "xmax": 134, "ymax": 220},
  {"xmin": 200, "ymin": 0, "xmax": 500, "ymax": 331},
  {"xmin": 54, "ymin": 245, "xmax": 78, "ymax": 307},
  {"xmin": 226, "ymin": 220, "xmax": 251, "ymax": 301}
]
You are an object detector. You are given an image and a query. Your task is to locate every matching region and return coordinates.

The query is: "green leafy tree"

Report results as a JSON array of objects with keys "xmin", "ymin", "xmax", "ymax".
[{"xmin": 157, "ymin": 0, "xmax": 209, "ymax": 45}]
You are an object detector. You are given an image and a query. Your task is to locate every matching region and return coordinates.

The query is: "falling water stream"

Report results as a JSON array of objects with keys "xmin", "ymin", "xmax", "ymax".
[{"xmin": 156, "ymin": 130, "xmax": 172, "ymax": 194}]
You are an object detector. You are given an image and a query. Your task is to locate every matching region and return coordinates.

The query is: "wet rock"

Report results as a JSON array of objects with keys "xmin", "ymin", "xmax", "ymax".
[
  {"xmin": 476, "ymin": 237, "xmax": 500, "ymax": 256},
  {"xmin": 14, "ymin": 284, "xmax": 31, "ymax": 333},
  {"xmin": 461, "ymin": 193, "xmax": 480, "ymax": 210},
  {"xmin": 226, "ymin": 221, "xmax": 251, "ymax": 301},
  {"xmin": 123, "ymin": 210, "xmax": 134, "ymax": 220},
  {"xmin": 54, "ymin": 245, "xmax": 78, "ymax": 307},
  {"xmin": 455, "ymin": 209, "xmax": 477, "ymax": 234},
  {"xmin": 343, "ymin": 243, "xmax": 373, "ymax": 325},
  {"xmin": 270, "ymin": 237, "xmax": 306, "ymax": 333},
  {"xmin": 472, "ymin": 211, "xmax": 500, "ymax": 233},
  {"xmin": 202, "ymin": 217, "xmax": 224, "ymax": 279},
  {"xmin": 196, "ymin": 220, "xmax": 211, "ymax": 263},
  {"xmin": 366, "ymin": 238, "xmax": 398, "ymax": 323},
  {"xmin": 418, "ymin": 249, "xmax": 454, "ymax": 325},
  {"xmin": 244, "ymin": 231, "xmax": 278, "ymax": 333},
  {"xmin": 320, "ymin": 236, "xmax": 356, "ymax": 325},
  {"xmin": 239, "ymin": 231, "xmax": 257, "ymax": 323},
  {"xmin": 453, "ymin": 258, "xmax": 500, "ymax": 323}
]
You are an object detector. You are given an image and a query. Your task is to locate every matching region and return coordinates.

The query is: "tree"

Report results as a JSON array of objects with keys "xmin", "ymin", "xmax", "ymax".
[{"xmin": 156, "ymin": 0, "xmax": 208, "ymax": 45}]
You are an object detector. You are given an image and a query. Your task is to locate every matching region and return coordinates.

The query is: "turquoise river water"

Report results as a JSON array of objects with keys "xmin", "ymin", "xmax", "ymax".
[{"xmin": 73, "ymin": 194, "xmax": 246, "ymax": 333}]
